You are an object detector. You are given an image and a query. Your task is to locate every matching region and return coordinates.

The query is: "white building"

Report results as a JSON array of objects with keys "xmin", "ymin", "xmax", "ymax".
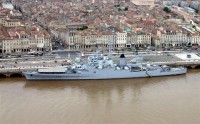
[
  {"xmin": 184, "ymin": 7, "xmax": 195, "ymax": 14},
  {"xmin": 190, "ymin": 1, "xmax": 199, "ymax": 10},
  {"xmin": 115, "ymin": 32, "xmax": 127, "ymax": 47},
  {"xmin": 131, "ymin": 0, "xmax": 154, "ymax": 6},
  {"xmin": 2, "ymin": 3, "xmax": 14, "ymax": 10},
  {"xmin": 180, "ymin": 1, "xmax": 189, "ymax": 8}
]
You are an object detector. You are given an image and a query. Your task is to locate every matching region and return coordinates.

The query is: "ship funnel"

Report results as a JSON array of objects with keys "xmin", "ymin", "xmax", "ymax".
[{"xmin": 119, "ymin": 54, "xmax": 126, "ymax": 67}]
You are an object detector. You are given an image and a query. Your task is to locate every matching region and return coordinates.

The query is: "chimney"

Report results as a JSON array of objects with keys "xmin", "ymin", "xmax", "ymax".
[
  {"xmin": 36, "ymin": 27, "xmax": 39, "ymax": 31},
  {"xmin": 119, "ymin": 54, "xmax": 126, "ymax": 67}
]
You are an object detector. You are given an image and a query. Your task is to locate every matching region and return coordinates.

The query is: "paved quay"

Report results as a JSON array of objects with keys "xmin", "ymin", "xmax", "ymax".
[{"xmin": 0, "ymin": 50, "xmax": 200, "ymax": 77}]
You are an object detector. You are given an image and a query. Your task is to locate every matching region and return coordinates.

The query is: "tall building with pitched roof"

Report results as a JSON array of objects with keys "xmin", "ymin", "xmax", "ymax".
[{"xmin": 131, "ymin": 0, "xmax": 155, "ymax": 6}]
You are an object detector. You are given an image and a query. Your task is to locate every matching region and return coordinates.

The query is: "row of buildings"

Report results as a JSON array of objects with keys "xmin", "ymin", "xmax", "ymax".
[
  {"xmin": 131, "ymin": 0, "xmax": 155, "ymax": 6},
  {"xmin": 1, "ymin": 24, "xmax": 200, "ymax": 54},
  {"xmin": 0, "ymin": 1, "xmax": 200, "ymax": 54},
  {"xmin": 164, "ymin": 0, "xmax": 200, "ymax": 15},
  {"xmin": 51, "ymin": 27, "xmax": 200, "ymax": 50},
  {"xmin": 0, "ymin": 5, "xmax": 52, "ymax": 54}
]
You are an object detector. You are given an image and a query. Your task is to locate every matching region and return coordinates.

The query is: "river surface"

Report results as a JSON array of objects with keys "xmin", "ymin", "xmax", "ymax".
[{"xmin": 0, "ymin": 69, "xmax": 200, "ymax": 124}]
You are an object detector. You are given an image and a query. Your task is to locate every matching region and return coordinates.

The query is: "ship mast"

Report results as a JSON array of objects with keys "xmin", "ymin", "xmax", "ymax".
[{"xmin": 108, "ymin": 32, "xmax": 114, "ymax": 59}]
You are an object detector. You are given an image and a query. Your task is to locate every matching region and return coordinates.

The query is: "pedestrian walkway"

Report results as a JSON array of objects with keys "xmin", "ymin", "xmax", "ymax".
[{"xmin": 175, "ymin": 53, "xmax": 200, "ymax": 61}]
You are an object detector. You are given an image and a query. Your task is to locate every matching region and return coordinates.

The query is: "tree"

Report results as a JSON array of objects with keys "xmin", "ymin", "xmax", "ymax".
[
  {"xmin": 163, "ymin": 7, "xmax": 171, "ymax": 13},
  {"xmin": 114, "ymin": 4, "xmax": 120, "ymax": 7},
  {"xmin": 83, "ymin": 25, "xmax": 88, "ymax": 29},
  {"xmin": 77, "ymin": 25, "xmax": 88, "ymax": 31},
  {"xmin": 118, "ymin": 8, "xmax": 122, "ymax": 11},
  {"xmin": 18, "ymin": 7, "xmax": 23, "ymax": 13},
  {"xmin": 124, "ymin": 7, "xmax": 128, "ymax": 11}
]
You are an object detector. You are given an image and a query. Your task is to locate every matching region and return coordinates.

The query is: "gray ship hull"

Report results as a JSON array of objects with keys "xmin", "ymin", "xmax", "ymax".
[{"xmin": 23, "ymin": 67, "xmax": 187, "ymax": 80}]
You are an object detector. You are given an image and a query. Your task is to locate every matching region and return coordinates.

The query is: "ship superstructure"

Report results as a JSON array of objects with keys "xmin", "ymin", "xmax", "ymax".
[{"xmin": 23, "ymin": 54, "xmax": 187, "ymax": 80}]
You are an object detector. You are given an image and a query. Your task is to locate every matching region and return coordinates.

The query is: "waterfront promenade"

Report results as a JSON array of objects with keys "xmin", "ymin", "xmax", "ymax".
[{"xmin": 0, "ymin": 50, "xmax": 200, "ymax": 77}]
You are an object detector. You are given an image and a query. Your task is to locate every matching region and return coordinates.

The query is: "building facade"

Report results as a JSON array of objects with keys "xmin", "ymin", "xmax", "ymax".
[
  {"xmin": 1, "ymin": 30, "xmax": 52, "ymax": 54},
  {"xmin": 156, "ymin": 30, "xmax": 200, "ymax": 47},
  {"xmin": 131, "ymin": 0, "xmax": 155, "ymax": 6}
]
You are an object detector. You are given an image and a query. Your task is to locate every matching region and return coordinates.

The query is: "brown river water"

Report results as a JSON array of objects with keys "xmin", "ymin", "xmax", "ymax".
[{"xmin": 0, "ymin": 69, "xmax": 200, "ymax": 124}]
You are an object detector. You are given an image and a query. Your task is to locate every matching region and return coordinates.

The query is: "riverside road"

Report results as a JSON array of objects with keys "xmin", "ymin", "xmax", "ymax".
[{"xmin": 0, "ymin": 50, "xmax": 200, "ymax": 77}]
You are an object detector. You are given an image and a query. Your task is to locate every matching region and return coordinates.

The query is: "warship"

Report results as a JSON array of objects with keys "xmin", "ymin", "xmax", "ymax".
[{"xmin": 23, "ymin": 54, "xmax": 187, "ymax": 80}]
